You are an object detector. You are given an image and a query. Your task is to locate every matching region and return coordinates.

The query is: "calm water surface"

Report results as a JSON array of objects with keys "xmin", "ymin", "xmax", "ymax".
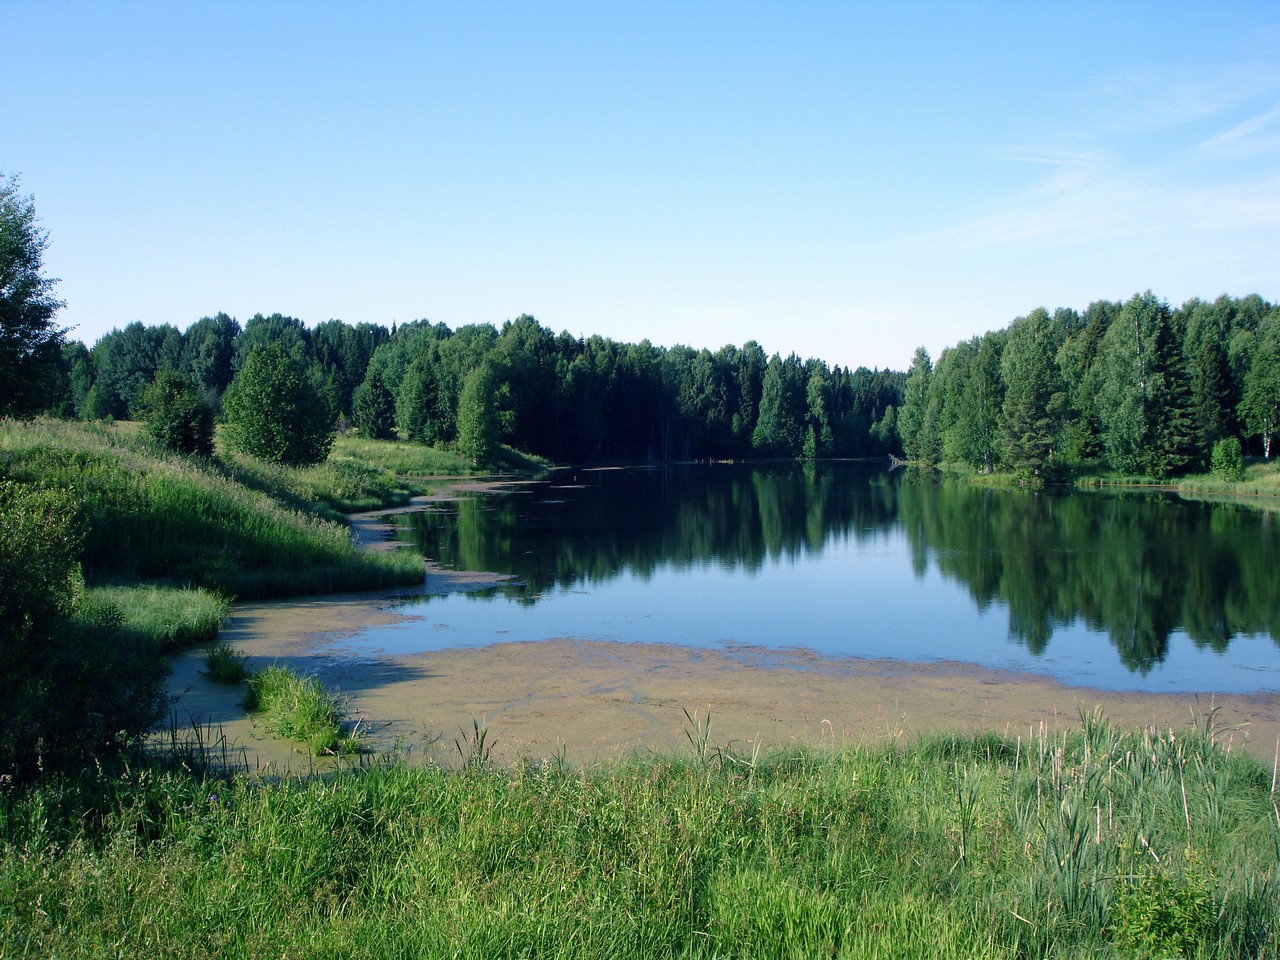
[{"xmin": 336, "ymin": 464, "xmax": 1280, "ymax": 693}]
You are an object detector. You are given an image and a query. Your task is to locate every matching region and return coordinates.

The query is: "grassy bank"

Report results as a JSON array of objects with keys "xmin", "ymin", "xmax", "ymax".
[
  {"xmin": 1176, "ymin": 457, "xmax": 1280, "ymax": 499},
  {"xmin": 0, "ymin": 418, "xmax": 428, "ymax": 601},
  {"xmin": 1, "ymin": 712, "xmax": 1276, "ymax": 959}
]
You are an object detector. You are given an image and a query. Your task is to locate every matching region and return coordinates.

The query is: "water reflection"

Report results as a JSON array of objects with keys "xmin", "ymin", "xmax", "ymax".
[{"xmin": 392, "ymin": 464, "xmax": 1280, "ymax": 682}]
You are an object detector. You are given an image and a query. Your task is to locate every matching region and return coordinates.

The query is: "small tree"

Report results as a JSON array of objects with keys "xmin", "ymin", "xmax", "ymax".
[
  {"xmin": 221, "ymin": 341, "xmax": 335, "ymax": 466},
  {"xmin": 456, "ymin": 364, "xmax": 499, "ymax": 466},
  {"xmin": 351, "ymin": 372, "xmax": 397, "ymax": 440},
  {"xmin": 0, "ymin": 174, "xmax": 65, "ymax": 416},
  {"xmin": 137, "ymin": 368, "xmax": 215, "ymax": 457},
  {"xmin": 1210, "ymin": 437, "xmax": 1245, "ymax": 482}
]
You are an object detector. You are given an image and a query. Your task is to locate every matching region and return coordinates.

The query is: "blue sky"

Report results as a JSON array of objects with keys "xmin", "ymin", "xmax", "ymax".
[{"xmin": 5, "ymin": 2, "xmax": 1278, "ymax": 371}]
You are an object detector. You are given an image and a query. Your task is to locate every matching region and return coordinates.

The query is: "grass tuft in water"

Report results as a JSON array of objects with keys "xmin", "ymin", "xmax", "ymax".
[
  {"xmin": 201, "ymin": 640, "xmax": 250, "ymax": 684},
  {"xmin": 244, "ymin": 664, "xmax": 363, "ymax": 756}
]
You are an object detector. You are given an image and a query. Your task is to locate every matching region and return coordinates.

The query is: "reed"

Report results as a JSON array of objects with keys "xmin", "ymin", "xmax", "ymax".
[{"xmin": 2, "ymin": 710, "xmax": 1275, "ymax": 958}]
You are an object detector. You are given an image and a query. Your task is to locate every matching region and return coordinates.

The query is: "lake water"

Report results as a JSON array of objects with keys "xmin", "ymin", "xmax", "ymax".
[{"xmin": 336, "ymin": 463, "xmax": 1280, "ymax": 693}]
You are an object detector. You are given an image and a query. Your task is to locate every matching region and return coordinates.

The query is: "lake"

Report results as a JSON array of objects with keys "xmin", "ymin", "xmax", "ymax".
[{"xmin": 335, "ymin": 463, "xmax": 1280, "ymax": 693}]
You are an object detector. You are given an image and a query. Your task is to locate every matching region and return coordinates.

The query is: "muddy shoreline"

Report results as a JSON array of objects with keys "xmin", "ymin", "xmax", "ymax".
[
  {"xmin": 165, "ymin": 474, "xmax": 1280, "ymax": 770},
  {"xmin": 167, "ymin": 586, "xmax": 1280, "ymax": 771}
]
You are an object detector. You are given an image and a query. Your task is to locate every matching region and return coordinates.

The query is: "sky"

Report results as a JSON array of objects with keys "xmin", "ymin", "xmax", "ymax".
[{"xmin": 4, "ymin": 2, "xmax": 1279, "ymax": 372}]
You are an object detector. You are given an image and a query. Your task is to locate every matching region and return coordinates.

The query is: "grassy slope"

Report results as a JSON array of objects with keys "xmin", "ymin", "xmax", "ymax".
[
  {"xmin": 0, "ymin": 419, "xmax": 430, "ymax": 604},
  {"xmin": 1, "ymin": 714, "xmax": 1277, "ymax": 959}
]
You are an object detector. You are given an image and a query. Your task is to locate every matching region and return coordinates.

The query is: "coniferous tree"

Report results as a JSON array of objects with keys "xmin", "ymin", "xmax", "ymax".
[
  {"xmin": 351, "ymin": 372, "xmax": 397, "ymax": 440},
  {"xmin": 1000, "ymin": 309, "xmax": 1062, "ymax": 476}
]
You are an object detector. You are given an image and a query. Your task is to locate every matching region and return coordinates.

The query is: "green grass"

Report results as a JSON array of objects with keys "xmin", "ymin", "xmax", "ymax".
[
  {"xmin": 221, "ymin": 433, "xmax": 549, "ymax": 515},
  {"xmin": 0, "ymin": 418, "xmax": 426, "ymax": 601},
  {"xmin": 81, "ymin": 584, "xmax": 230, "ymax": 651},
  {"xmin": 1, "ymin": 710, "xmax": 1276, "ymax": 959},
  {"xmin": 201, "ymin": 640, "xmax": 250, "ymax": 684},
  {"xmin": 244, "ymin": 664, "xmax": 363, "ymax": 756},
  {"xmin": 1177, "ymin": 456, "xmax": 1280, "ymax": 498}
]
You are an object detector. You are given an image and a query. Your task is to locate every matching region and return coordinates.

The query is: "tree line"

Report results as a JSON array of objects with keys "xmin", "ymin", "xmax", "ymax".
[
  {"xmin": 42, "ymin": 312, "xmax": 903, "ymax": 464},
  {"xmin": 898, "ymin": 291, "xmax": 1280, "ymax": 479}
]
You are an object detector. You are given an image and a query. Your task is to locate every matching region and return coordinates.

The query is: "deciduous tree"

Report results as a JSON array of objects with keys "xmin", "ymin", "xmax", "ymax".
[
  {"xmin": 221, "ymin": 341, "xmax": 335, "ymax": 465},
  {"xmin": 0, "ymin": 174, "xmax": 65, "ymax": 416}
]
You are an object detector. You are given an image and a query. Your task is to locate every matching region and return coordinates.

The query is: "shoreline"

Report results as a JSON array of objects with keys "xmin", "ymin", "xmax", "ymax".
[
  {"xmin": 166, "ymin": 587, "xmax": 1280, "ymax": 771},
  {"xmin": 163, "ymin": 472, "xmax": 1280, "ymax": 771}
]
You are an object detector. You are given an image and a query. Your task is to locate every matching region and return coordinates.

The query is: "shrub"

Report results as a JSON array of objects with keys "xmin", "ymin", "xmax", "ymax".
[
  {"xmin": 0, "ymin": 481, "xmax": 167, "ymax": 779},
  {"xmin": 1211, "ymin": 436, "xmax": 1245, "ymax": 482},
  {"xmin": 136, "ymin": 368, "xmax": 215, "ymax": 457}
]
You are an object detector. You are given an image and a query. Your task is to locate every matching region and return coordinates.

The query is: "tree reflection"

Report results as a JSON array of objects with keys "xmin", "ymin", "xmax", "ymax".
[{"xmin": 396, "ymin": 465, "xmax": 1280, "ymax": 674}]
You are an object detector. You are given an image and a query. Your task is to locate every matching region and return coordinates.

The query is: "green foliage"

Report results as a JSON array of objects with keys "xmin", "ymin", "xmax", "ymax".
[
  {"xmin": 751, "ymin": 353, "xmax": 806, "ymax": 457},
  {"xmin": 1112, "ymin": 867, "xmax": 1217, "ymax": 958},
  {"xmin": 0, "ymin": 173, "xmax": 65, "ymax": 417},
  {"xmin": 245, "ymin": 664, "xmax": 362, "ymax": 755},
  {"xmin": 1210, "ymin": 437, "xmax": 1245, "ymax": 482},
  {"xmin": 222, "ymin": 340, "xmax": 335, "ymax": 466},
  {"xmin": 456, "ymin": 363, "xmax": 500, "ymax": 466},
  {"xmin": 201, "ymin": 641, "xmax": 250, "ymax": 684},
  {"xmin": 136, "ymin": 368, "xmax": 215, "ymax": 456},
  {"xmin": 0, "ymin": 481, "xmax": 167, "ymax": 779},
  {"xmin": 1239, "ymin": 333, "xmax": 1280, "ymax": 459},
  {"xmin": 1, "ymin": 716, "xmax": 1277, "ymax": 957},
  {"xmin": 351, "ymin": 371, "xmax": 397, "ymax": 440},
  {"xmin": 1000, "ymin": 309, "xmax": 1063, "ymax": 477},
  {"xmin": 898, "ymin": 347, "xmax": 939, "ymax": 464}
]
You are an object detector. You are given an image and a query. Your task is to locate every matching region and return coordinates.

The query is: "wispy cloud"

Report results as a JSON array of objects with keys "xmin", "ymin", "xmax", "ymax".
[{"xmin": 1197, "ymin": 103, "xmax": 1280, "ymax": 158}]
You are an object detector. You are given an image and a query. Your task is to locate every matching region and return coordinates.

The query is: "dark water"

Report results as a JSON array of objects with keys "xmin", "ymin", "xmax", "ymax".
[{"xmin": 338, "ymin": 463, "xmax": 1280, "ymax": 692}]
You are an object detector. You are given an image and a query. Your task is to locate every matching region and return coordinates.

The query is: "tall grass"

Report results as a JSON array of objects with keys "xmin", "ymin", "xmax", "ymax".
[
  {"xmin": 1177, "ymin": 457, "xmax": 1280, "ymax": 499},
  {"xmin": 0, "ymin": 418, "xmax": 425, "ymax": 600},
  {"xmin": 1, "ymin": 710, "xmax": 1276, "ymax": 958},
  {"xmin": 80, "ymin": 584, "xmax": 229, "ymax": 650},
  {"xmin": 244, "ymin": 664, "xmax": 363, "ymax": 756}
]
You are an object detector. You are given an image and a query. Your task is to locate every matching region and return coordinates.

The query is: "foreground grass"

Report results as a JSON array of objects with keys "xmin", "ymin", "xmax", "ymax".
[{"xmin": 2, "ymin": 713, "xmax": 1277, "ymax": 959}]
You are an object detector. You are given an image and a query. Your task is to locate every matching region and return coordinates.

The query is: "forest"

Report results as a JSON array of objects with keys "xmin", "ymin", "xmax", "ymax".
[
  {"xmin": 24, "ymin": 291, "xmax": 1278, "ymax": 479},
  {"xmin": 42, "ymin": 313, "xmax": 901, "ymax": 464},
  {"xmin": 899, "ymin": 291, "xmax": 1280, "ymax": 479}
]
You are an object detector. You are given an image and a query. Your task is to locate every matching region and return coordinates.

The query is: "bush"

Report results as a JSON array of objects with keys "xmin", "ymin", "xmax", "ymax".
[
  {"xmin": 1211, "ymin": 437, "xmax": 1245, "ymax": 482},
  {"xmin": 136, "ymin": 368, "xmax": 215, "ymax": 457},
  {"xmin": 0, "ymin": 481, "xmax": 167, "ymax": 779}
]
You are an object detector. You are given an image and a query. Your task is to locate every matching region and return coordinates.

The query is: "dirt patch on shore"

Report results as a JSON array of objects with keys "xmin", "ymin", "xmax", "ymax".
[{"xmin": 167, "ymin": 590, "xmax": 1280, "ymax": 772}]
